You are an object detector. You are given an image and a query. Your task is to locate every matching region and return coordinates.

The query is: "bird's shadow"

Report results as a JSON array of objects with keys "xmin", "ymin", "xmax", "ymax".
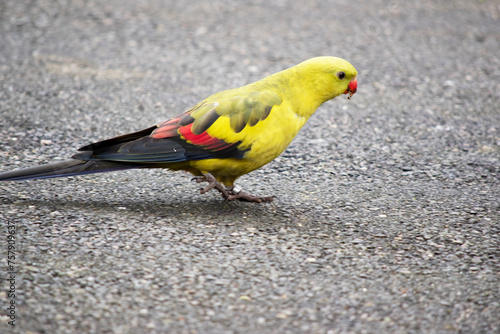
[{"xmin": 1, "ymin": 191, "xmax": 291, "ymax": 227}]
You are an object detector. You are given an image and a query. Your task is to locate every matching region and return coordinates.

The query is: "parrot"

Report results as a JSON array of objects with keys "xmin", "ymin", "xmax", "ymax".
[{"xmin": 0, "ymin": 57, "xmax": 357, "ymax": 202}]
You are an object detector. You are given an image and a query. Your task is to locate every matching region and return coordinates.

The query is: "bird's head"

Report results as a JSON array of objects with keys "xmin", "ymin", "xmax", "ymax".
[{"xmin": 295, "ymin": 56, "xmax": 358, "ymax": 103}]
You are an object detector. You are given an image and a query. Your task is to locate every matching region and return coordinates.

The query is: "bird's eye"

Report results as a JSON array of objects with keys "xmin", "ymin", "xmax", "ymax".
[{"xmin": 337, "ymin": 71, "xmax": 346, "ymax": 80}]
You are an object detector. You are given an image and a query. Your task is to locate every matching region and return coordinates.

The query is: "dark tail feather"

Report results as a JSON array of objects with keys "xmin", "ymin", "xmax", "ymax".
[{"xmin": 0, "ymin": 159, "xmax": 138, "ymax": 181}]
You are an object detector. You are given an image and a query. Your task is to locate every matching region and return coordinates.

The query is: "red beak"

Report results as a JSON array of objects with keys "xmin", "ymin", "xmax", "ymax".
[{"xmin": 344, "ymin": 77, "xmax": 357, "ymax": 99}]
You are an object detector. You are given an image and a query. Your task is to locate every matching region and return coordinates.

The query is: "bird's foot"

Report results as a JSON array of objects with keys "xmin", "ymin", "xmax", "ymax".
[
  {"xmin": 226, "ymin": 185, "xmax": 274, "ymax": 203},
  {"xmin": 193, "ymin": 173, "xmax": 274, "ymax": 203}
]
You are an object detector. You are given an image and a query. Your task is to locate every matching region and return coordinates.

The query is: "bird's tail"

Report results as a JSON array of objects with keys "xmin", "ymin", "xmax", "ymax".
[{"xmin": 0, "ymin": 159, "xmax": 137, "ymax": 181}]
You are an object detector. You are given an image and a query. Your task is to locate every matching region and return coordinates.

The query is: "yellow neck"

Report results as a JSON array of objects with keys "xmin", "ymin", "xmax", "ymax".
[{"xmin": 271, "ymin": 66, "xmax": 336, "ymax": 118}]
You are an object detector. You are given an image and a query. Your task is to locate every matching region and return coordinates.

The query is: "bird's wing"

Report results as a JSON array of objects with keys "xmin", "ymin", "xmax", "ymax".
[{"xmin": 73, "ymin": 90, "xmax": 282, "ymax": 164}]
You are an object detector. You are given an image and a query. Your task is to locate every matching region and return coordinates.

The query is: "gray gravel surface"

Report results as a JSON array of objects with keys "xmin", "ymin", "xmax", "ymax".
[{"xmin": 1, "ymin": 1, "xmax": 499, "ymax": 333}]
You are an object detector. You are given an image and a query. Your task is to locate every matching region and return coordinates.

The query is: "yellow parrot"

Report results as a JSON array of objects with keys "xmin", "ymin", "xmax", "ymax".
[{"xmin": 0, "ymin": 57, "xmax": 357, "ymax": 202}]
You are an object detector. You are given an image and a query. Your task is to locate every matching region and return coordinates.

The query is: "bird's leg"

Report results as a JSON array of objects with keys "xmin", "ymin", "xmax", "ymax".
[
  {"xmin": 193, "ymin": 173, "xmax": 274, "ymax": 203},
  {"xmin": 193, "ymin": 173, "xmax": 230, "ymax": 198}
]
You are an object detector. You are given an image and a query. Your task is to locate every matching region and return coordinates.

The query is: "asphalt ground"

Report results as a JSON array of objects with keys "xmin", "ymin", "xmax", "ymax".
[{"xmin": 0, "ymin": 1, "xmax": 499, "ymax": 333}]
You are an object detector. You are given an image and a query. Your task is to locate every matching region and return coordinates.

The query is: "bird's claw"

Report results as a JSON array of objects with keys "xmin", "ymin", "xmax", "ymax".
[{"xmin": 194, "ymin": 173, "xmax": 274, "ymax": 203}]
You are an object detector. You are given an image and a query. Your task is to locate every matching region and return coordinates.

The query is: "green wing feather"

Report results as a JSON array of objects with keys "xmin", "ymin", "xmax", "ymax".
[{"xmin": 189, "ymin": 90, "xmax": 282, "ymax": 135}]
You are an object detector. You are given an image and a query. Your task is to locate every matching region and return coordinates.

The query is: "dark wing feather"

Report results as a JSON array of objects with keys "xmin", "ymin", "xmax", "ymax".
[
  {"xmin": 74, "ymin": 135, "xmax": 245, "ymax": 163},
  {"xmin": 78, "ymin": 126, "xmax": 158, "ymax": 152},
  {"xmin": 74, "ymin": 113, "xmax": 246, "ymax": 163},
  {"xmin": 191, "ymin": 107, "xmax": 220, "ymax": 135}
]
